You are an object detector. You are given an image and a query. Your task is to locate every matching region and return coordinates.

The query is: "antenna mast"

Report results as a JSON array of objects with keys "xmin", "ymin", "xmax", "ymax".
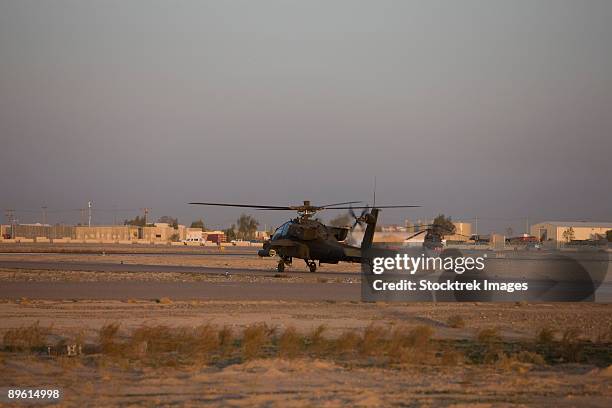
[{"xmin": 373, "ymin": 176, "xmax": 377, "ymax": 208}]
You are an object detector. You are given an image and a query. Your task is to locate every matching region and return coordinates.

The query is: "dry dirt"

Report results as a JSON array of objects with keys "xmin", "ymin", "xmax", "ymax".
[
  {"xmin": 1, "ymin": 300, "xmax": 611, "ymax": 341},
  {"xmin": 2, "ymin": 356, "xmax": 611, "ymax": 407},
  {"xmin": 1, "ymin": 300, "xmax": 611, "ymax": 406},
  {"xmin": 0, "ymin": 246, "xmax": 610, "ymax": 406}
]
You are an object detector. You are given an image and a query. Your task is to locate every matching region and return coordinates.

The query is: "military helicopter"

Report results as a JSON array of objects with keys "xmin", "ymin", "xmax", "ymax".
[
  {"xmin": 189, "ymin": 200, "xmax": 418, "ymax": 272},
  {"xmin": 403, "ymin": 222, "xmax": 472, "ymax": 250}
]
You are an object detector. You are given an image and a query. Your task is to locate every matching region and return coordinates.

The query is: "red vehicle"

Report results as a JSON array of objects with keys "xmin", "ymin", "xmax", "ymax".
[{"xmin": 506, "ymin": 235, "xmax": 538, "ymax": 244}]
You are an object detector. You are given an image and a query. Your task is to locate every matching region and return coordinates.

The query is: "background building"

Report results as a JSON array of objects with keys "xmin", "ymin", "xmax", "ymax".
[
  {"xmin": 76, "ymin": 225, "xmax": 136, "ymax": 242},
  {"xmin": 184, "ymin": 228, "xmax": 206, "ymax": 243},
  {"xmin": 205, "ymin": 231, "xmax": 226, "ymax": 244},
  {"xmin": 0, "ymin": 223, "xmax": 184, "ymax": 243},
  {"xmin": 530, "ymin": 221, "xmax": 612, "ymax": 242},
  {"xmin": 1, "ymin": 224, "xmax": 75, "ymax": 240},
  {"xmin": 255, "ymin": 230, "xmax": 270, "ymax": 240}
]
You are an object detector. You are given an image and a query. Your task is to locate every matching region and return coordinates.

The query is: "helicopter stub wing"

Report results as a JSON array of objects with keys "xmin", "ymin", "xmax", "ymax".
[
  {"xmin": 268, "ymin": 239, "xmax": 310, "ymax": 260},
  {"xmin": 268, "ymin": 239, "xmax": 298, "ymax": 247},
  {"xmin": 342, "ymin": 245, "xmax": 362, "ymax": 258}
]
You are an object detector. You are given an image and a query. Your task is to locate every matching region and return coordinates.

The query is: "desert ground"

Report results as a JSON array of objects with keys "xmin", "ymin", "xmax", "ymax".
[{"xmin": 0, "ymin": 244, "xmax": 610, "ymax": 407}]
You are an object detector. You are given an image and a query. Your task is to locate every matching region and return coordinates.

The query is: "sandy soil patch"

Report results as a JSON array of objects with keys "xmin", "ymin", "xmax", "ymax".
[{"xmin": 2, "ymin": 356, "xmax": 610, "ymax": 407}]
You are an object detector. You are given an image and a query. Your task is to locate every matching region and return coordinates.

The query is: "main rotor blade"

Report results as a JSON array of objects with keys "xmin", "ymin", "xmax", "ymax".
[
  {"xmin": 189, "ymin": 202, "xmax": 419, "ymax": 211},
  {"xmin": 324, "ymin": 205, "xmax": 420, "ymax": 209},
  {"xmin": 189, "ymin": 202, "xmax": 292, "ymax": 210},
  {"xmin": 319, "ymin": 201, "xmax": 362, "ymax": 208},
  {"xmin": 405, "ymin": 229, "xmax": 428, "ymax": 240}
]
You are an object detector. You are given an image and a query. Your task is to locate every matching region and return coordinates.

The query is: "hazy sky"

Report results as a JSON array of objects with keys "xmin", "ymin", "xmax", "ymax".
[{"xmin": 1, "ymin": 0, "xmax": 611, "ymax": 233}]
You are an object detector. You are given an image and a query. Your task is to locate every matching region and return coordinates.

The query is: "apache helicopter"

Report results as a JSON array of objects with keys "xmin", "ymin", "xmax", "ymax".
[
  {"xmin": 404, "ymin": 225, "xmax": 451, "ymax": 250},
  {"xmin": 189, "ymin": 200, "xmax": 418, "ymax": 272}
]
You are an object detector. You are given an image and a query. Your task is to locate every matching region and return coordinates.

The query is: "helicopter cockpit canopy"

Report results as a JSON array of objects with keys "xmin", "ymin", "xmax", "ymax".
[
  {"xmin": 271, "ymin": 221, "xmax": 292, "ymax": 240},
  {"xmin": 271, "ymin": 220, "xmax": 325, "ymax": 241}
]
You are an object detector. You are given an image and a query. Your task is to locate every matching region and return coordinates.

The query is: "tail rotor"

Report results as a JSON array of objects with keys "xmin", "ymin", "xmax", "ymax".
[{"xmin": 349, "ymin": 205, "xmax": 370, "ymax": 229}]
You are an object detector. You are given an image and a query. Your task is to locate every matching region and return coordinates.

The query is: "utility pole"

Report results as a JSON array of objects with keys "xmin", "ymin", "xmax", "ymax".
[
  {"xmin": 80, "ymin": 208, "xmax": 86, "ymax": 226},
  {"xmin": 88, "ymin": 201, "xmax": 92, "ymax": 227},
  {"xmin": 42, "ymin": 206, "xmax": 47, "ymax": 225},
  {"xmin": 142, "ymin": 207, "xmax": 150, "ymax": 226},
  {"xmin": 474, "ymin": 216, "xmax": 478, "ymax": 236},
  {"xmin": 4, "ymin": 209, "xmax": 14, "ymax": 224},
  {"xmin": 4, "ymin": 209, "xmax": 15, "ymax": 238}
]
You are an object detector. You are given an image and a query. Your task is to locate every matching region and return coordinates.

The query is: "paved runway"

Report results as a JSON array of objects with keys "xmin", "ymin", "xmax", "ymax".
[
  {"xmin": 0, "ymin": 259, "xmax": 358, "ymax": 279},
  {"xmin": 0, "ymin": 251, "xmax": 251, "ymax": 257},
  {"xmin": 0, "ymin": 258, "xmax": 360, "ymax": 301},
  {"xmin": 0, "ymin": 247, "xmax": 257, "ymax": 256},
  {"xmin": 0, "ymin": 281, "xmax": 360, "ymax": 301}
]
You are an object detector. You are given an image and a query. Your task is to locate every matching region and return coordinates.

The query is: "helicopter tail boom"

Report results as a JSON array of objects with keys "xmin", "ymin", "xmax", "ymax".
[{"xmin": 360, "ymin": 208, "xmax": 379, "ymax": 251}]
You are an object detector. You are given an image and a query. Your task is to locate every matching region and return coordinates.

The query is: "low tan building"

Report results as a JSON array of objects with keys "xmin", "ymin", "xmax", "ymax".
[
  {"xmin": 1, "ymin": 224, "xmax": 75, "ymax": 240},
  {"xmin": 1, "ymin": 223, "xmax": 183, "ymax": 244},
  {"xmin": 255, "ymin": 230, "xmax": 270, "ymax": 240},
  {"xmin": 184, "ymin": 228, "xmax": 206, "ymax": 242},
  {"xmin": 177, "ymin": 225, "xmax": 187, "ymax": 241},
  {"xmin": 142, "ymin": 223, "xmax": 179, "ymax": 242},
  {"xmin": 530, "ymin": 221, "xmax": 612, "ymax": 242},
  {"xmin": 75, "ymin": 223, "xmax": 179, "ymax": 243},
  {"xmin": 75, "ymin": 225, "xmax": 137, "ymax": 242}
]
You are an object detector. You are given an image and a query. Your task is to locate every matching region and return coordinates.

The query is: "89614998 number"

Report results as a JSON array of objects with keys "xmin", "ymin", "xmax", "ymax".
[{"xmin": 6, "ymin": 389, "xmax": 61, "ymax": 399}]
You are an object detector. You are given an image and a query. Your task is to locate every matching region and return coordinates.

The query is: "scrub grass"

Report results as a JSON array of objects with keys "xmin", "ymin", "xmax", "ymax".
[
  {"xmin": 560, "ymin": 328, "xmax": 583, "ymax": 362},
  {"xmin": 447, "ymin": 315, "xmax": 466, "ymax": 328},
  {"xmin": 536, "ymin": 327, "xmax": 556, "ymax": 344},
  {"xmin": 278, "ymin": 326, "xmax": 303, "ymax": 359},
  {"xmin": 241, "ymin": 323, "xmax": 273, "ymax": 360},
  {"xmin": 388, "ymin": 325, "xmax": 435, "ymax": 364},
  {"xmin": 3, "ymin": 322, "xmax": 610, "ymax": 370},
  {"xmin": 3, "ymin": 321, "xmax": 50, "ymax": 352}
]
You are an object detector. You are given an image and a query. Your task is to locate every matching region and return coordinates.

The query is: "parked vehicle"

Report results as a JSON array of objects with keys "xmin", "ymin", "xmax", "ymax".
[{"xmin": 182, "ymin": 237, "xmax": 205, "ymax": 246}]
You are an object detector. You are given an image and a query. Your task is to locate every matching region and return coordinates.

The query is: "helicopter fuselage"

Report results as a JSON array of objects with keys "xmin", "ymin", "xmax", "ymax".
[
  {"xmin": 188, "ymin": 201, "xmax": 408, "ymax": 273},
  {"xmin": 258, "ymin": 216, "xmax": 371, "ymax": 272}
]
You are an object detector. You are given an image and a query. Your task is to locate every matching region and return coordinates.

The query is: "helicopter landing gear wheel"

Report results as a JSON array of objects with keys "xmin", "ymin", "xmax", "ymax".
[
  {"xmin": 305, "ymin": 260, "xmax": 317, "ymax": 273},
  {"xmin": 277, "ymin": 260, "xmax": 285, "ymax": 273}
]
